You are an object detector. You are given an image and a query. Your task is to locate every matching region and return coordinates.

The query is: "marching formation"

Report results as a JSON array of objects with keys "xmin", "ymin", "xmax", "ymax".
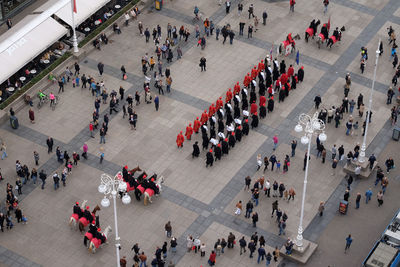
[{"xmin": 177, "ymin": 54, "xmax": 306, "ymax": 168}]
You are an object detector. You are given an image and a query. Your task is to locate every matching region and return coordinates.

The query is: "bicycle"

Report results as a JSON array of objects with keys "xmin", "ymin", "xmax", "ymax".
[
  {"xmin": 37, "ymin": 95, "xmax": 49, "ymax": 109},
  {"xmin": 50, "ymin": 95, "xmax": 60, "ymax": 111}
]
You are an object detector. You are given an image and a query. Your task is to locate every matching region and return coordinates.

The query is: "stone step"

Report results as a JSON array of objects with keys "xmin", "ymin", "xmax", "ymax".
[{"xmin": 280, "ymin": 240, "xmax": 318, "ymax": 264}]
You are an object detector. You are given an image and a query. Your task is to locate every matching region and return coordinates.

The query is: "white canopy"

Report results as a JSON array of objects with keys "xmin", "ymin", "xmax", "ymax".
[
  {"xmin": 0, "ymin": 16, "xmax": 67, "ymax": 84},
  {"xmin": 55, "ymin": 0, "xmax": 111, "ymax": 27}
]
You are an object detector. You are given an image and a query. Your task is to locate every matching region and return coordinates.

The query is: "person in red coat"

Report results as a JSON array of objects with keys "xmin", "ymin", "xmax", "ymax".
[
  {"xmin": 280, "ymin": 73, "xmax": 288, "ymax": 85},
  {"xmin": 176, "ymin": 131, "xmax": 184, "ymax": 148},
  {"xmin": 185, "ymin": 124, "xmax": 193, "ymax": 140},
  {"xmin": 268, "ymin": 86, "xmax": 274, "ymax": 97},
  {"xmin": 234, "ymin": 82, "xmax": 241, "ymax": 95},
  {"xmin": 243, "ymin": 73, "xmax": 251, "ymax": 88},
  {"xmin": 287, "ymin": 64, "xmax": 294, "ymax": 78},
  {"xmin": 251, "ymin": 66, "xmax": 258, "ymax": 79},
  {"xmin": 208, "ymin": 103, "xmax": 216, "ymax": 117},
  {"xmin": 226, "ymin": 88, "xmax": 233, "ymax": 103},
  {"xmin": 200, "ymin": 110, "xmax": 208, "ymax": 125},
  {"xmin": 216, "ymin": 97, "xmax": 223, "ymax": 110},
  {"xmin": 258, "ymin": 60, "xmax": 265, "ymax": 73},
  {"xmin": 259, "ymin": 95, "xmax": 266, "ymax": 107},
  {"xmin": 208, "ymin": 250, "xmax": 216, "ymax": 265},
  {"xmin": 275, "ymin": 79, "xmax": 281, "ymax": 91},
  {"xmin": 250, "ymin": 102, "xmax": 258, "ymax": 114},
  {"xmin": 193, "ymin": 117, "xmax": 201, "ymax": 133}
]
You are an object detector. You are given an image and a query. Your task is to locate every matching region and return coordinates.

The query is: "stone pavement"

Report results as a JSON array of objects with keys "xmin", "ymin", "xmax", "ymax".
[{"xmin": 0, "ymin": 0, "xmax": 399, "ymax": 266}]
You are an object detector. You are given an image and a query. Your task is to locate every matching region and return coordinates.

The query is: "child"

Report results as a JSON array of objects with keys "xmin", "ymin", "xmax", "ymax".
[
  {"xmin": 276, "ymin": 160, "xmax": 281, "ymax": 172},
  {"xmin": 100, "ymin": 147, "xmax": 104, "ymax": 164},
  {"xmin": 284, "ymin": 190, "xmax": 289, "ymax": 200},
  {"xmin": 61, "ymin": 167, "xmax": 68, "ymax": 186},
  {"xmin": 21, "ymin": 214, "xmax": 28, "ymax": 224},
  {"xmin": 72, "ymin": 78, "xmax": 76, "ymax": 88},
  {"xmin": 75, "ymin": 76, "xmax": 80, "ymax": 87},
  {"xmin": 67, "ymin": 161, "xmax": 73, "ymax": 173},
  {"xmin": 6, "ymin": 215, "xmax": 13, "ymax": 230}
]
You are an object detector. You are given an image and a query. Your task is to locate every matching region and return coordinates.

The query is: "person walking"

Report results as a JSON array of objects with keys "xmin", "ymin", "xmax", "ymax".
[
  {"xmin": 245, "ymin": 200, "xmax": 253, "ymax": 218},
  {"xmin": 314, "ymin": 95, "xmax": 322, "ymax": 109},
  {"xmin": 332, "ymin": 159, "xmax": 338, "ymax": 175},
  {"xmin": 99, "ymin": 128, "xmax": 106, "ymax": 144},
  {"xmin": 289, "ymin": 0, "xmax": 295, "ymax": 12},
  {"xmin": 318, "ymin": 201, "xmax": 325, "ymax": 216},
  {"xmin": 355, "ymin": 193, "xmax": 361, "ymax": 209},
  {"xmin": 200, "ymin": 57, "xmax": 206, "ymax": 72},
  {"xmin": 344, "ymin": 234, "xmax": 353, "ymax": 253},
  {"xmin": 46, "ymin": 137, "xmax": 54, "ymax": 153},
  {"xmin": 154, "ymin": 95, "xmax": 159, "ymax": 111},
  {"xmin": 239, "ymin": 236, "xmax": 247, "ymax": 255},
  {"xmin": 273, "ymin": 135, "xmax": 278, "ymax": 151},
  {"xmin": 323, "ymin": 0, "xmax": 329, "ymax": 14},
  {"xmin": 165, "ymin": 221, "xmax": 172, "ymax": 238},
  {"xmin": 252, "ymin": 212, "xmax": 258, "ymax": 227},
  {"xmin": 377, "ymin": 190, "xmax": 384, "ymax": 206},
  {"xmin": 271, "ymin": 200, "xmax": 278, "ymax": 217},
  {"xmin": 33, "ymin": 151, "xmax": 39, "ymax": 166},
  {"xmin": 39, "ymin": 169, "xmax": 47, "ymax": 190},
  {"xmin": 97, "ymin": 62, "xmax": 104, "ymax": 76},
  {"xmin": 262, "ymin": 10, "xmax": 268, "ymax": 25},
  {"xmin": 28, "ymin": 108, "xmax": 35, "ymax": 123},
  {"xmin": 1, "ymin": 142, "xmax": 7, "ymax": 160},
  {"xmin": 365, "ymin": 188, "xmax": 372, "ymax": 204},
  {"xmin": 257, "ymin": 245, "xmax": 266, "ymax": 263},
  {"xmin": 291, "ymin": 140, "xmax": 297, "ymax": 157}
]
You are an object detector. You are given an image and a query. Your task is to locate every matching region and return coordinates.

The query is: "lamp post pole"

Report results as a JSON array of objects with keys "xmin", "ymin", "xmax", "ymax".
[
  {"xmin": 358, "ymin": 40, "xmax": 380, "ymax": 163},
  {"xmin": 294, "ymin": 113, "xmax": 327, "ymax": 250},
  {"xmin": 111, "ymin": 184, "xmax": 121, "ymax": 267},
  {"xmin": 70, "ymin": 0, "xmax": 79, "ymax": 53},
  {"xmin": 99, "ymin": 172, "xmax": 130, "ymax": 267},
  {"xmin": 297, "ymin": 132, "xmax": 311, "ymax": 249}
]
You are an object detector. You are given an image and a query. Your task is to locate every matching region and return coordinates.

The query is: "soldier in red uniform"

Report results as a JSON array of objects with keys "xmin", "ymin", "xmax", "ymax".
[
  {"xmin": 259, "ymin": 95, "xmax": 266, "ymax": 107},
  {"xmin": 185, "ymin": 124, "xmax": 193, "ymax": 140},
  {"xmin": 176, "ymin": 131, "xmax": 184, "ymax": 148},
  {"xmin": 226, "ymin": 88, "xmax": 233, "ymax": 103},
  {"xmin": 193, "ymin": 117, "xmax": 201, "ymax": 133},
  {"xmin": 216, "ymin": 97, "xmax": 223, "ymax": 110},
  {"xmin": 200, "ymin": 110, "xmax": 208, "ymax": 125},
  {"xmin": 234, "ymin": 82, "xmax": 241, "ymax": 95},
  {"xmin": 280, "ymin": 72, "xmax": 288, "ymax": 85},
  {"xmin": 251, "ymin": 66, "xmax": 258, "ymax": 79},
  {"xmin": 250, "ymin": 101, "xmax": 258, "ymax": 114},
  {"xmin": 208, "ymin": 103, "xmax": 216, "ymax": 117},
  {"xmin": 243, "ymin": 73, "xmax": 251, "ymax": 88},
  {"xmin": 258, "ymin": 60, "xmax": 265, "ymax": 73},
  {"xmin": 287, "ymin": 64, "xmax": 294, "ymax": 78}
]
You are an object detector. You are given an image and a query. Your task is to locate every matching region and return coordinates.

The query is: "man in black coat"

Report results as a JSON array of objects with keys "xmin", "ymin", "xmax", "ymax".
[
  {"xmin": 229, "ymin": 133, "xmax": 236, "ymax": 148},
  {"xmin": 46, "ymin": 137, "xmax": 54, "ymax": 153},
  {"xmin": 235, "ymin": 126, "xmax": 243, "ymax": 142},
  {"xmin": 192, "ymin": 141, "xmax": 200, "ymax": 158},
  {"xmin": 242, "ymin": 119, "xmax": 250, "ymax": 135},
  {"xmin": 222, "ymin": 138, "xmax": 229, "ymax": 155},
  {"xmin": 268, "ymin": 97, "xmax": 274, "ymax": 112},
  {"xmin": 251, "ymin": 113, "xmax": 259, "ymax": 129},
  {"xmin": 214, "ymin": 144, "xmax": 222, "ymax": 160},
  {"xmin": 297, "ymin": 66, "xmax": 304, "ymax": 82},
  {"xmin": 206, "ymin": 149, "xmax": 214, "ymax": 167}
]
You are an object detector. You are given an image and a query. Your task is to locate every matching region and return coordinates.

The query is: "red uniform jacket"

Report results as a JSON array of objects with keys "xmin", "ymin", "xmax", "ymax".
[
  {"xmin": 185, "ymin": 126, "xmax": 193, "ymax": 140},
  {"xmin": 259, "ymin": 95, "xmax": 266, "ymax": 107},
  {"xmin": 193, "ymin": 119, "xmax": 201, "ymax": 133},
  {"xmin": 250, "ymin": 103, "xmax": 258, "ymax": 114},
  {"xmin": 226, "ymin": 90, "xmax": 233, "ymax": 103},
  {"xmin": 287, "ymin": 67, "xmax": 294, "ymax": 77}
]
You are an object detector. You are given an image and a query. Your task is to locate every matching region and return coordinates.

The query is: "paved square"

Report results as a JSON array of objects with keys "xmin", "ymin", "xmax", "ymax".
[{"xmin": 0, "ymin": 0, "xmax": 399, "ymax": 266}]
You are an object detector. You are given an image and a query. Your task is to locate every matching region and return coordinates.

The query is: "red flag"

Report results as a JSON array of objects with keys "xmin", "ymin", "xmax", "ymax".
[
  {"xmin": 327, "ymin": 16, "xmax": 331, "ymax": 31},
  {"xmin": 73, "ymin": 0, "xmax": 77, "ymax": 13}
]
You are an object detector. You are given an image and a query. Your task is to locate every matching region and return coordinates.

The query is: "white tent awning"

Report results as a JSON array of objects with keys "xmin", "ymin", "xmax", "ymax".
[
  {"xmin": 55, "ymin": 0, "xmax": 111, "ymax": 27},
  {"xmin": 0, "ymin": 17, "xmax": 67, "ymax": 84}
]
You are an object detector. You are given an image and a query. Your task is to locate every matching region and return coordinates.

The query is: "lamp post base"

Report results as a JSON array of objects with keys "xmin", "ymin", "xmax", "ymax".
[{"xmin": 280, "ymin": 239, "xmax": 318, "ymax": 264}]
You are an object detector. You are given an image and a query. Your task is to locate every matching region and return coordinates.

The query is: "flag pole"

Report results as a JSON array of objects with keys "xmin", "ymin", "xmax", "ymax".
[{"xmin": 71, "ymin": 0, "xmax": 79, "ymax": 53}]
